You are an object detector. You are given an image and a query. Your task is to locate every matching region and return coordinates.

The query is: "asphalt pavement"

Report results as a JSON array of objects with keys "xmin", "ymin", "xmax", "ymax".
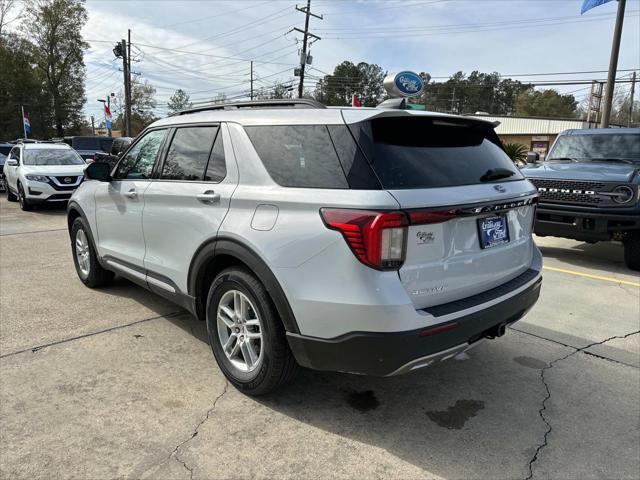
[{"xmin": 0, "ymin": 196, "xmax": 638, "ymax": 480}]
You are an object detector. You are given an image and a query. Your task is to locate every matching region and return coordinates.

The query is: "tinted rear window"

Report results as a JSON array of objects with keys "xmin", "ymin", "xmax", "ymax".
[
  {"xmin": 348, "ymin": 117, "xmax": 522, "ymax": 189},
  {"xmin": 245, "ymin": 125, "xmax": 348, "ymax": 189},
  {"xmin": 72, "ymin": 137, "xmax": 113, "ymax": 151}
]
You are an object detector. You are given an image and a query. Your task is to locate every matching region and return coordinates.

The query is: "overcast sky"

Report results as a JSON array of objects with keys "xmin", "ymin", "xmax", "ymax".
[{"xmin": 68, "ymin": 0, "xmax": 640, "ymax": 118}]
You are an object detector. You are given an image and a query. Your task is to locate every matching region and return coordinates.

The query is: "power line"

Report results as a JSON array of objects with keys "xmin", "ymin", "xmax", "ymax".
[
  {"xmin": 318, "ymin": 10, "xmax": 639, "ymax": 39},
  {"xmin": 157, "ymin": 0, "xmax": 272, "ymax": 29}
]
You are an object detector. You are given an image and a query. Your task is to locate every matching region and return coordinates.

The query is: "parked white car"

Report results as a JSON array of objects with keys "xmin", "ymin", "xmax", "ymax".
[{"xmin": 3, "ymin": 142, "xmax": 87, "ymax": 210}]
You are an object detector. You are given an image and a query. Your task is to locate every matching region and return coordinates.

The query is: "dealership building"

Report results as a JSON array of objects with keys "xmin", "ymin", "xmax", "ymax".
[{"xmin": 469, "ymin": 115, "xmax": 599, "ymax": 160}]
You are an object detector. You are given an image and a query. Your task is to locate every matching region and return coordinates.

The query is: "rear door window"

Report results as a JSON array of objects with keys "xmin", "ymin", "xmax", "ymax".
[
  {"xmin": 349, "ymin": 117, "xmax": 522, "ymax": 189},
  {"xmin": 161, "ymin": 126, "xmax": 218, "ymax": 181},
  {"xmin": 244, "ymin": 125, "xmax": 348, "ymax": 189}
]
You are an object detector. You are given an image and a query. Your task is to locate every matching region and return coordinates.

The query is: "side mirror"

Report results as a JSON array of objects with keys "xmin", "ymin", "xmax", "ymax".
[
  {"xmin": 85, "ymin": 161, "xmax": 111, "ymax": 181},
  {"xmin": 6, "ymin": 159, "xmax": 18, "ymax": 167},
  {"xmin": 526, "ymin": 152, "xmax": 540, "ymax": 164}
]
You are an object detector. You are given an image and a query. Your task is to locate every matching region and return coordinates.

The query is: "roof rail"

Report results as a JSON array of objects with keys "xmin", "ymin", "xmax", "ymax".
[{"xmin": 175, "ymin": 99, "xmax": 326, "ymax": 116}]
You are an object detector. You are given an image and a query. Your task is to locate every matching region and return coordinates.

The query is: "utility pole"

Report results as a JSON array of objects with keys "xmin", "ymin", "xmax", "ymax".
[
  {"xmin": 250, "ymin": 61, "xmax": 254, "ymax": 100},
  {"xmin": 587, "ymin": 81, "xmax": 604, "ymax": 127},
  {"xmin": 292, "ymin": 0, "xmax": 322, "ymax": 98},
  {"xmin": 628, "ymin": 71, "xmax": 636, "ymax": 127},
  {"xmin": 126, "ymin": 29, "xmax": 133, "ymax": 136},
  {"xmin": 450, "ymin": 87, "xmax": 456, "ymax": 114},
  {"xmin": 122, "ymin": 39, "xmax": 131, "ymax": 136},
  {"xmin": 113, "ymin": 39, "xmax": 131, "ymax": 136},
  {"xmin": 600, "ymin": 0, "xmax": 626, "ymax": 128}
]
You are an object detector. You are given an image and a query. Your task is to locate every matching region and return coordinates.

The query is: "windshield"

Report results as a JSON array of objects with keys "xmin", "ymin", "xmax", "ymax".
[
  {"xmin": 24, "ymin": 149, "xmax": 85, "ymax": 166},
  {"xmin": 549, "ymin": 133, "xmax": 640, "ymax": 163}
]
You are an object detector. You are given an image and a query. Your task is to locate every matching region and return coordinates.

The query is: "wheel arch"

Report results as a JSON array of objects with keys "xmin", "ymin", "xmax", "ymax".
[
  {"xmin": 66, "ymin": 201, "xmax": 103, "ymax": 267},
  {"xmin": 188, "ymin": 237, "xmax": 300, "ymax": 334}
]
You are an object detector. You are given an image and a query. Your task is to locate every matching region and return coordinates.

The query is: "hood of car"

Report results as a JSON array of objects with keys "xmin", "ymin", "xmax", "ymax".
[
  {"xmin": 520, "ymin": 161, "xmax": 639, "ymax": 183},
  {"xmin": 22, "ymin": 164, "xmax": 87, "ymax": 176}
]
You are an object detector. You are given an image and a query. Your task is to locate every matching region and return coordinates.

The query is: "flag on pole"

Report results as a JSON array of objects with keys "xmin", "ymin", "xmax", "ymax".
[
  {"xmin": 351, "ymin": 95, "xmax": 361, "ymax": 107},
  {"xmin": 21, "ymin": 107, "xmax": 30, "ymax": 139},
  {"xmin": 104, "ymin": 103, "xmax": 112, "ymax": 130},
  {"xmin": 581, "ymin": 0, "xmax": 614, "ymax": 14},
  {"xmin": 23, "ymin": 112, "xmax": 30, "ymax": 134}
]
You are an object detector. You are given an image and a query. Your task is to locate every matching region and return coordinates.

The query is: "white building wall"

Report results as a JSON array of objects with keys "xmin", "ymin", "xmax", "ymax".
[{"xmin": 471, "ymin": 116, "xmax": 590, "ymax": 135}]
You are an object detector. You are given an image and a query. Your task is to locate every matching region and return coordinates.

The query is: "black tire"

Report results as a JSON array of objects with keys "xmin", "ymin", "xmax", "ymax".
[
  {"xmin": 70, "ymin": 217, "xmax": 114, "ymax": 287},
  {"xmin": 6, "ymin": 186, "xmax": 17, "ymax": 202},
  {"xmin": 206, "ymin": 267, "xmax": 298, "ymax": 395},
  {"xmin": 17, "ymin": 183, "xmax": 32, "ymax": 211},
  {"xmin": 623, "ymin": 231, "xmax": 640, "ymax": 271}
]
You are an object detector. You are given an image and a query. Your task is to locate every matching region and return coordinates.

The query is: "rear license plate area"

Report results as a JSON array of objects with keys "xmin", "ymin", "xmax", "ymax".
[{"xmin": 477, "ymin": 216, "xmax": 510, "ymax": 249}]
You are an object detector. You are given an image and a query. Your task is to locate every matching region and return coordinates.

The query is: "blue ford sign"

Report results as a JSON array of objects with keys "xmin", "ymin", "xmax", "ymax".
[{"xmin": 384, "ymin": 71, "xmax": 424, "ymax": 98}]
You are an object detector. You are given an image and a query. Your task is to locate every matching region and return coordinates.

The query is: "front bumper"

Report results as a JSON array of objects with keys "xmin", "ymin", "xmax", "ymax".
[
  {"xmin": 24, "ymin": 180, "xmax": 79, "ymax": 203},
  {"xmin": 535, "ymin": 204, "xmax": 640, "ymax": 242},
  {"xmin": 286, "ymin": 271, "xmax": 542, "ymax": 376}
]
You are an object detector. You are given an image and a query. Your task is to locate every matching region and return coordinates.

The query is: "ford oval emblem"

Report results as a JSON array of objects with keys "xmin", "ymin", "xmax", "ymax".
[
  {"xmin": 494, "ymin": 185, "xmax": 506, "ymax": 193},
  {"xmin": 384, "ymin": 71, "xmax": 424, "ymax": 98}
]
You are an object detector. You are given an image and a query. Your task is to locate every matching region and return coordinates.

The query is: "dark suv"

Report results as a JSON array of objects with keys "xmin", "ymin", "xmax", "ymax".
[
  {"xmin": 93, "ymin": 136, "xmax": 132, "ymax": 167},
  {"xmin": 64, "ymin": 136, "xmax": 114, "ymax": 161},
  {"xmin": 521, "ymin": 128, "xmax": 640, "ymax": 270}
]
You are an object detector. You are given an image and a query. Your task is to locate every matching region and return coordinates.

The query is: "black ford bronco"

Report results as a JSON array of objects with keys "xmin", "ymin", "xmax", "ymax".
[{"xmin": 520, "ymin": 128, "xmax": 640, "ymax": 271}]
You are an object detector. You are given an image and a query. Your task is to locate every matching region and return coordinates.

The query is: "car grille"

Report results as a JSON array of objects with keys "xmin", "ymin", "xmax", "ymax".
[
  {"xmin": 529, "ymin": 179, "xmax": 606, "ymax": 205},
  {"xmin": 48, "ymin": 175, "xmax": 82, "ymax": 191}
]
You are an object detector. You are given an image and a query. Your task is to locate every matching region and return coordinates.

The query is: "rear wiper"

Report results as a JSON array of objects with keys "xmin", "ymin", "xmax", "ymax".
[
  {"xmin": 547, "ymin": 157, "xmax": 579, "ymax": 162},
  {"xmin": 590, "ymin": 158, "xmax": 635, "ymax": 165},
  {"xmin": 480, "ymin": 168, "xmax": 515, "ymax": 182}
]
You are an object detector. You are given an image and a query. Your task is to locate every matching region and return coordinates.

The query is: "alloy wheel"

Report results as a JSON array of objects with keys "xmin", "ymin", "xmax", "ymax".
[
  {"xmin": 216, "ymin": 289, "xmax": 263, "ymax": 373},
  {"xmin": 75, "ymin": 228, "xmax": 91, "ymax": 278}
]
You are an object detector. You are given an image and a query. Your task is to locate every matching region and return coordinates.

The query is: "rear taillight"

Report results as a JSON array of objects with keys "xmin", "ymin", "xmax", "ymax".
[{"xmin": 320, "ymin": 209, "xmax": 408, "ymax": 270}]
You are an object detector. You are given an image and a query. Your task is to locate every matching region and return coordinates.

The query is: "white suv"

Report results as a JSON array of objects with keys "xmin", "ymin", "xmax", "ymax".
[
  {"xmin": 4, "ymin": 142, "xmax": 86, "ymax": 210},
  {"xmin": 67, "ymin": 100, "xmax": 542, "ymax": 395}
]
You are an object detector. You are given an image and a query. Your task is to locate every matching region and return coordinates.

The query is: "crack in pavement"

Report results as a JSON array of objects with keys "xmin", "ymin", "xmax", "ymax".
[
  {"xmin": 618, "ymin": 283, "xmax": 640, "ymax": 299},
  {"xmin": 169, "ymin": 380, "xmax": 229, "ymax": 479},
  {"xmin": 0, "ymin": 311, "xmax": 185, "ymax": 359},
  {"xmin": 525, "ymin": 330, "xmax": 640, "ymax": 480},
  {"xmin": 0, "ymin": 227, "xmax": 67, "ymax": 237},
  {"xmin": 510, "ymin": 327, "xmax": 639, "ymax": 369}
]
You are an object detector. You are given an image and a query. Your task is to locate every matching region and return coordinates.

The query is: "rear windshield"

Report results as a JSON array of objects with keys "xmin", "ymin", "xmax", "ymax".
[
  {"xmin": 549, "ymin": 133, "xmax": 640, "ymax": 162},
  {"xmin": 348, "ymin": 117, "xmax": 522, "ymax": 189},
  {"xmin": 72, "ymin": 137, "xmax": 114, "ymax": 152},
  {"xmin": 24, "ymin": 149, "xmax": 85, "ymax": 166}
]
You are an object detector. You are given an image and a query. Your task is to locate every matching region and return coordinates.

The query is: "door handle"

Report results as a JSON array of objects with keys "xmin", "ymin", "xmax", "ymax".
[
  {"xmin": 124, "ymin": 188, "xmax": 137, "ymax": 199},
  {"xmin": 197, "ymin": 190, "xmax": 220, "ymax": 204}
]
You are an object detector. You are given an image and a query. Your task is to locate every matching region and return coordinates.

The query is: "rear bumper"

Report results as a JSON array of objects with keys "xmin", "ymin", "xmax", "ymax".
[
  {"xmin": 535, "ymin": 205, "xmax": 640, "ymax": 241},
  {"xmin": 286, "ymin": 274, "xmax": 542, "ymax": 376}
]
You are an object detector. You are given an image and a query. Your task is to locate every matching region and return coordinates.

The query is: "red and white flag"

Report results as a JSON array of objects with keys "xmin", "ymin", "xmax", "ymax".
[
  {"xmin": 104, "ymin": 104, "xmax": 112, "ymax": 129},
  {"xmin": 351, "ymin": 95, "xmax": 361, "ymax": 107}
]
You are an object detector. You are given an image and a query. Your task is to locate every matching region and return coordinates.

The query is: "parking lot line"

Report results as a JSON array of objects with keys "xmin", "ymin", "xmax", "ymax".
[{"xmin": 543, "ymin": 266, "xmax": 640, "ymax": 287}]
